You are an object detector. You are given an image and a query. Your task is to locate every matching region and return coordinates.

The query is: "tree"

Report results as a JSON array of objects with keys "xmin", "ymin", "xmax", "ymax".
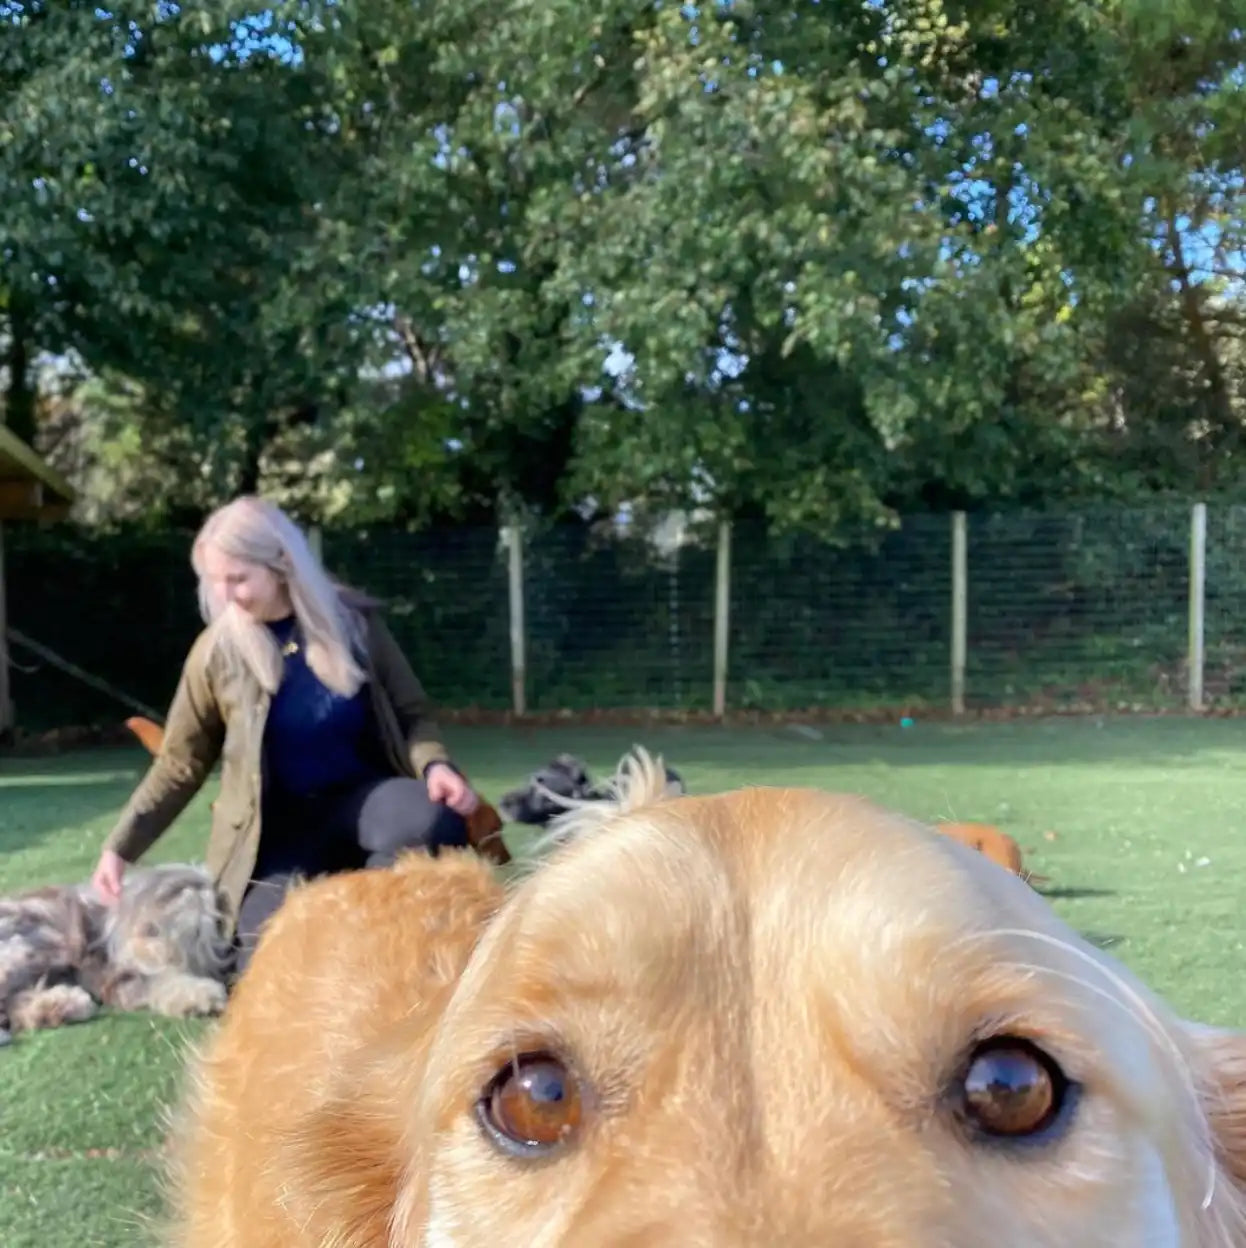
[
  {"xmin": 1, "ymin": 2, "xmax": 338, "ymax": 471},
  {"xmin": 282, "ymin": 0, "xmax": 1242, "ymax": 530},
  {"xmin": 7, "ymin": 0, "xmax": 1244, "ymax": 534}
]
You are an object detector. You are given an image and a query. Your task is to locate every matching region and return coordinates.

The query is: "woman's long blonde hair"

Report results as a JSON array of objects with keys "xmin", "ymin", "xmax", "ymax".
[{"xmin": 191, "ymin": 496, "xmax": 367, "ymax": 699}]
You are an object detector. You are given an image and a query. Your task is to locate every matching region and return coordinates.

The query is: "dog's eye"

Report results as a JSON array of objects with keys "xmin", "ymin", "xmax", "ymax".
[
  {"xmin": 959, "ymin": 1037, "xmax": 1069, "ymax": 1139},
  {"xmin": 477, "ymin": 1052, "xmax": 583, "ymax": 1156}
]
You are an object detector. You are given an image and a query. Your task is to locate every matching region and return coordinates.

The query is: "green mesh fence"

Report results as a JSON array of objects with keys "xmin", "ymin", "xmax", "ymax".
[
  {"xmin": 965, "ymin": 504, "xmax": 1191, "ymax": 710},
  {"xmin": 320, "ymin": 525, "xmax": 512, "ymax": 709},
  {"xmin": 728, "ymin": 516, "xmax": 952, "ymax": 710},
  {"xmin": 5, "ymin": 526, "xmax": 201, "ymax": 730},
  {"xmin": 0, "ymin": 503, "xmax": 1227, "ymax": 733},
  {"xmin": 521, "ymin": 524, "xmax": 717, "ymax": 711},
  {"xmin": 1203, "ymin": 504, "xmax": 1246, "ymax": 704}
]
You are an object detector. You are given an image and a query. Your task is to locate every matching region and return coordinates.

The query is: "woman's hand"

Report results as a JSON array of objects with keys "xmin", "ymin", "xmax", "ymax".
[
  {"xmin": 91, "ymin": 849, "xmax": 127, "ymax": 904},
  {"xmin": 426, "ymin": 763, "xmax": 480, "ymax": 817}
]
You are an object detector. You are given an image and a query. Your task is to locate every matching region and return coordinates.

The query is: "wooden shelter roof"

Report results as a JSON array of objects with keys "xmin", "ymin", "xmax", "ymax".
[{"xmin": 0, "ymin": 425, "xmax": 75, "ymax": 521}]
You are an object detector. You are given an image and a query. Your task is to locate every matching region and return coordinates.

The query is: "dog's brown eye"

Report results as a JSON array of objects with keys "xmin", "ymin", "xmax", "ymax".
[
  {"xmin": 961, "ymin": 1038, "xmax": 1068, "ymax": 1138},
  {"xmin": 479, "ymin": 1052, "xmax": 582, "ymax": 1155}
]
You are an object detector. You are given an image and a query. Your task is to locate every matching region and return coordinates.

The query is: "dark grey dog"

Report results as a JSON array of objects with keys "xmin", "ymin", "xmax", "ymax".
[{"xmin": 497, "ymin": 753, "xmax": 686, "ymax": 827}]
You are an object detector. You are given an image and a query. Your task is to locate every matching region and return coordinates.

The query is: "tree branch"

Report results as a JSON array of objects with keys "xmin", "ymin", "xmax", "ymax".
[
  {"xmin": 392, "ymin": 313, "xmax": 443, "ymax": 385},
  {"xmin": 1164, "ymin": 204, "xmax": 1235, "ymax": 437}
]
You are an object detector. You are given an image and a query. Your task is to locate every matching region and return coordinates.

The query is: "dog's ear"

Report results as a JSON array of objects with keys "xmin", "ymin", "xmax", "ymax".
[
  {"xmin": 1187, "ymin": 1025, "xmax": 1246, "ymax": 1192},
  {"xmin": 272, "ymin": 857, "xmax": 504, "ymax": 1247},
  {"xmin": 466, "ymin": 799, "xmax": 512, "ymax": 866},
  {"xmin": 1178, "ymin": 1022, "xmax": 1246, "ymax": 1238}
]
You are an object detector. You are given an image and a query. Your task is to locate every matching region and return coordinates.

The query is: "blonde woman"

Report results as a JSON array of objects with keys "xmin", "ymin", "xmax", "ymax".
[{"xmin": 91, "ymin": 496, "xmax": 483, "ymax": 975}]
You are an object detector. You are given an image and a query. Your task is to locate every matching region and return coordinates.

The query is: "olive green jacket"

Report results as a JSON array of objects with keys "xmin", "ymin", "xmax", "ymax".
[{"xmin": 103, "ymin": 600, "xmax": 453, "ymax": 935}]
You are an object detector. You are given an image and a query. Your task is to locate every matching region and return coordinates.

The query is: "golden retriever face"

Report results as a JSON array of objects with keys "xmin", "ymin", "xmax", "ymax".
[{"xmin": 168, "ymin": 759, "xmax": 1246, "ymax": 1248}]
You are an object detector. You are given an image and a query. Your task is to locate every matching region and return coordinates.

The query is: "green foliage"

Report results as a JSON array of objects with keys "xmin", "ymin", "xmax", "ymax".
[
  {"xmin": 1, "ymin": 2, "xmax": 341, "ymax": 474},
  {"xmin": 4, "ymin": 0, "xmax": 1244, "ymax": 532},
  {"xmin": 271, "ymin": 0, "xmax": 1244, "ymax": 529}
]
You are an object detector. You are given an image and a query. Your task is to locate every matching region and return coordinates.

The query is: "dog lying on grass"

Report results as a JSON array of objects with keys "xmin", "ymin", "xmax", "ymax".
[
  {"xmin": 164, "ymin": 751, "xmax": 1246, "ymax": 1246},
  {"xmin": 497, "ymin": 751, "xmax": 686, "ymax": 826},
  {"xmin": 934, "ymin": 820, "xmax": 1038, "ymax": 880},
  {"xmin": 0, "ymin": 863, "xmax": 231, "ymax": 1044}
]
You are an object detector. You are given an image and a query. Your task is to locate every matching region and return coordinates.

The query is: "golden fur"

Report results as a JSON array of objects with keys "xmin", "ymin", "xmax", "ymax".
[{"xmin": 164, "ymin": 751, "xmax": 1246, "ymax": 1246}]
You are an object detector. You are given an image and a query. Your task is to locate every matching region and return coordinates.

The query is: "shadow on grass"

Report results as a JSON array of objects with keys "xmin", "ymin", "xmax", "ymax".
[
  {"xmin": 0, "ymin": 749, "xmax": 147, "ymax": 856},
  {"xmin": 1037, "ymin": 886, "xmax": 1117, "ymax": 901}
]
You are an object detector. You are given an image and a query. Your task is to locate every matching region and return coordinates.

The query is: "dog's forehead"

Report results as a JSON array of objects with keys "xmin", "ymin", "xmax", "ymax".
[
  {"xmin": 149, "ymin": 868, "xmax": 206, "ymax": 899},
  {"xmin": 528, "ymin": 785, "xmax": 1012, "ymax": 912},
  {"xmin": 488, "ymin": 788, "xmax": 1139, "ymax": 1048},
  {"xmin": 491, "ymin": 790, "xmax": 969, "ymax": 993}
]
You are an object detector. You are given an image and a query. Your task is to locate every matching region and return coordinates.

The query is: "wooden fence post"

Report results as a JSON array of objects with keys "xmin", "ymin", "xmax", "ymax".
[
  {"xmin": 1189, "ymin": 502, "xmax": 1207, "ymax": 712},
  {"xmin": 713, "ymin": 518, "xmax": 732, "ymax": 719},
  {"xmin": 951, "ymin": 510, "xmax": 967, "ymax": 716},
  {"xmin": 504, "ymin": 524, "xmax": 527, "ymax": 717},
  {"xmin": 0, "ymin": 522, "xmax": 10, "ymax": 736}
]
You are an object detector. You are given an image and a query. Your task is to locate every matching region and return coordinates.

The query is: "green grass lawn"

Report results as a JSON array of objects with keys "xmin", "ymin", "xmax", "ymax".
[{"xmin": 3, "ymin": 715, "xmax": 1246, "ymax": 1245}]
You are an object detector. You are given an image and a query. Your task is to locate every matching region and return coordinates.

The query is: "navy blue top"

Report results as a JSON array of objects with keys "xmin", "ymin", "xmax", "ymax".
[{"xmin": 261, "ymin": 615, "xmax": 384, "ymax": 799}]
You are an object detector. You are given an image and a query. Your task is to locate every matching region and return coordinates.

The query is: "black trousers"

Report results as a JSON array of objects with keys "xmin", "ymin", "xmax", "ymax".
[{"xmin": 233, "ymin": 776, "xmax": 469, "ymax": 976}]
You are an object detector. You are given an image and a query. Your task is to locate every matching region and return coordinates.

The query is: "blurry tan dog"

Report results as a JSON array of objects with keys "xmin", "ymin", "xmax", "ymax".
[
  {"xmin": 164, "ymin": 751, "xmax": 1246, "ymax": 1247},
  {"xmin": 935, "ymin": 820, "xmax": 1030, "ymax": 878}
]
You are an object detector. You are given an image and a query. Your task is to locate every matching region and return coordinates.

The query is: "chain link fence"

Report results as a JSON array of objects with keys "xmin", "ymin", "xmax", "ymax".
[{"xmin": 1, "ymin": 502, "xmax": 1234, "ymax": 732}]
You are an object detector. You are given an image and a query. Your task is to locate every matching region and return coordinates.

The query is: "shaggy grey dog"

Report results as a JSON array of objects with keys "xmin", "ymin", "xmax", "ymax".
[{"xmin": 0, "ymin": 863, "xmax": 232, "ymax": 1045}]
